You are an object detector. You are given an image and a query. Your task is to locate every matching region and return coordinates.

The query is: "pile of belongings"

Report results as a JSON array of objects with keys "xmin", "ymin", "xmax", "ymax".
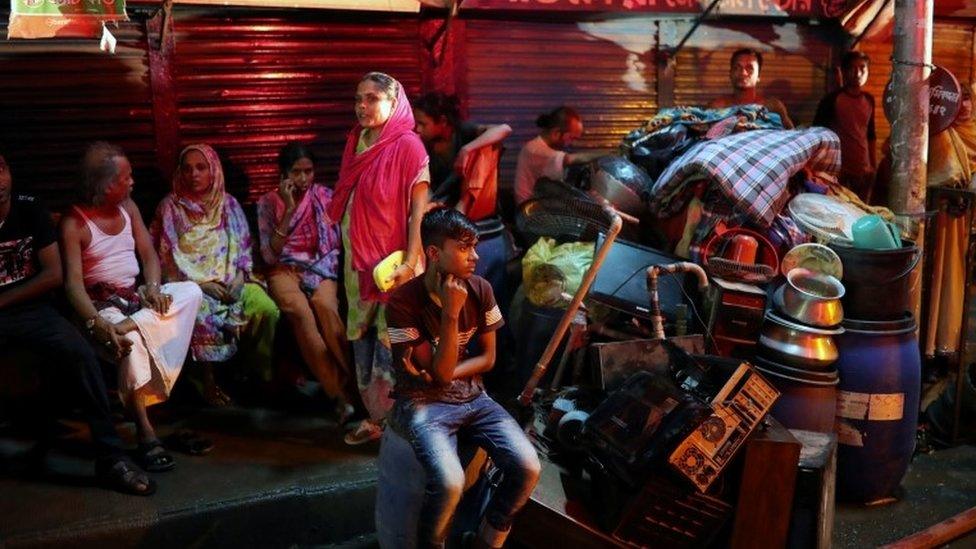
[
  {"xmin": 535, "ymin": 341, "xmax": 779, "ymax": 546},
  {"xmin": 621, "ymin": 105, "xmax": 850, "ymax": 264}
]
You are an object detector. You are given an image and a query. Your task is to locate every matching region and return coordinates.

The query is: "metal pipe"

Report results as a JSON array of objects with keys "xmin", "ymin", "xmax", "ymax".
[
  {"xmin": 888, "ymin": 0, "xmax": 932, "ymax": 320},
  {"xmin": 518, "ymin": 207, "xmax": 623, "ymax": 407},
  {"xmin": 880, "ymin": 504, "xmax": 976, "ymax": 549},
  {"xmin": 646, "ymin": 262, "xmax": 708, "ymax": 340}
]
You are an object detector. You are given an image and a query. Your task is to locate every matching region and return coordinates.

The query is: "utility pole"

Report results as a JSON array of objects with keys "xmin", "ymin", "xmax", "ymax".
[{"xmin": 887, "ymin": 0, "xmax": 933, "ymax": 318}]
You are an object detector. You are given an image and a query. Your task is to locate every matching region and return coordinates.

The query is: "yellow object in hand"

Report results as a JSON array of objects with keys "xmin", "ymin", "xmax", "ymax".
[{"xmin": 373, "ymin": 250, "xmax": 405, "ymax": 292}]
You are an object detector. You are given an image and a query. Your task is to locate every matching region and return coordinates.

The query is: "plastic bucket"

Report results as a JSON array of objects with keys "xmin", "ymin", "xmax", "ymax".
[
  {"xmin": 752, "ymin": 356, "xmax": 839, "ymax": 433},
  {"xmin": 834, "ymin": 314, "xmax": 920, "ymax": 503},
  {"xmin": 828, "ymin": 241, "xmax": 920, "ymax": 321}
]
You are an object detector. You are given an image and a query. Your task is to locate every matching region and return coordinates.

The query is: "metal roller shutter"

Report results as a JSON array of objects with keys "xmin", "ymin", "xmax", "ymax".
[
  {"xmin": 860, "ymin": 21, "xmax": 974, "ymax": 153},
  {"xmin": 673, "ymin": 20, "xmax": 836, "ymax": 128},
  {"xmin": 463, "ymin": 18, "xmax": 659, "ymax": 191},
  {"xmin": 172, "ymin": 9, "xmax": 422, "ymax": 202},
  {"xmin": 0, "ymin": 17, "xmax": 155, "ymax": 210}
]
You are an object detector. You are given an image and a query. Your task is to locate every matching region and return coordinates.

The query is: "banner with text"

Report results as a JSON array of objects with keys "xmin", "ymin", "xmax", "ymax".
[{"xmin": 8, "ymin": 0, "xmax": 127, "ymax": 40}]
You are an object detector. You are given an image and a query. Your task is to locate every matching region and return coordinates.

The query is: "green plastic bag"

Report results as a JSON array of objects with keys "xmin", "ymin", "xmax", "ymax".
[{"xmin": 522, "ymin": 237, "xmax": 594, "ymax": 307}]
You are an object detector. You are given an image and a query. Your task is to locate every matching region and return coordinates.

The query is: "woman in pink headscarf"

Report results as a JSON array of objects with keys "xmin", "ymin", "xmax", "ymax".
[
  {"xmin": 331, "ymin": 72, "xmax": 429, "ymax": 444},
  {"xmin": 152, "ymin": 144, "xmax": 280, "ymax": 407}
]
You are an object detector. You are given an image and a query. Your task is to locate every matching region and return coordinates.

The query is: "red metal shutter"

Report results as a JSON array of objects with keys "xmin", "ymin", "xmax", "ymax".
[
  {"xmin": 672, "ymin": 20, "xmax": 836, "ymax": 128},
  {"xmin": 463, "ymin": 18, "xmax": 659, "ymax": 192},
  {"xmin": 172, "ymin": 10, "xmax": 423, "ymax": 202},
  {"xmin": 0, "ymin": 18, "xmax": 155, "ymax": 210}
]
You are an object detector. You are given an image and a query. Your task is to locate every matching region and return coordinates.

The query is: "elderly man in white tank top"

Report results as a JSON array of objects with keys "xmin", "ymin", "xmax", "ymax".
[{"xmin": 61, "ymin": 142, "xmax": 202, "ymax": 473}]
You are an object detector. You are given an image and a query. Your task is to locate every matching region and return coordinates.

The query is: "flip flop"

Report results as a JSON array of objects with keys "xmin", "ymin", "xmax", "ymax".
[
  {"xmin": 97, "ymin": 458, "xmax": 156, "ymax": 496},
  {"xmin": 137, "ymin": 440, "xmax": 176, "ymax": 472},
  {"xmin": 164, "ymin": 430, "xmax": 214, "ymax": 456},
  {"xmin": 343, "ymin": 420, "xmax": 383, "ymax": 446}
]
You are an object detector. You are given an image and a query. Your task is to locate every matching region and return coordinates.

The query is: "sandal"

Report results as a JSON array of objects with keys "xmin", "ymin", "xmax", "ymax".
[
  {"xmin": 97, "ymin": 458, "xmax": 156, "ymax": 496},
  {"xmin": 163, "ymin": 430, "xmax": 214, "ymax": 456},
  {"xmin": 343, "ymin": 419, "xmax": 383, "ymax": 446},
  {"xmin": 137, "ymin": 440, "xmax": 176, "ymax": 472}
]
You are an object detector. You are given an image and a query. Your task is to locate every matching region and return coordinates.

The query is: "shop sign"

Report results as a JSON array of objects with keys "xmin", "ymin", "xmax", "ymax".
[
  {"xmin": 7, "ymin": 0, "xmax": 127, "ymax": 39},
  {"xmin": 171, "ymin": 0, "xmax": 419, "ymax": 12},
  {"xmin": 883, "ymin": 65, "xmax": 962, "ymax": 135},
  {"xmin": 460, "ymin": 0, "xmax": 847, "ymax": 16}
]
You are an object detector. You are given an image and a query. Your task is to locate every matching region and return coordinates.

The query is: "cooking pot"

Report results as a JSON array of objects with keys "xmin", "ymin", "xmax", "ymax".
[
  {"xmin": 758, "ymin": 310, "xmax": 843, "ymax": 371},
  {"xmin": 588, "ymin": 156, "xmax": 652, "ymax": 218},
  {"xmin": 773, "ymin": 268, "xmax": 845, "ymax": 328}
]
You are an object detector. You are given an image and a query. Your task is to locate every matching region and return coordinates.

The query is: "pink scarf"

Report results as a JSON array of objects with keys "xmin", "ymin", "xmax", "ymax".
[{"xmin": 328, "ymin": 78, "xmax": 428, "ymax": 302}]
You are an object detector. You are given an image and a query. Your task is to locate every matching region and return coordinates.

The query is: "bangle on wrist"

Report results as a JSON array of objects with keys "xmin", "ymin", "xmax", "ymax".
[
  {"xmin": 84, "ymin": 314, "xmax": 99, "ymax": 334},
  {"xmin": 274, "ymin": 228, "xmax": 288, "ymax": 238}
]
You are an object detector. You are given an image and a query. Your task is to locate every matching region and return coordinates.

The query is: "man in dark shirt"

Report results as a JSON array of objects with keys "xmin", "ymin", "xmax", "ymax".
[
  {"xmin": 0, "ymin": 153, "xmax": 154, "ymax": 495},
  {"xmin": 386, "ymin": 208, "xmax": 540, "ymax": 549},
  {"xmin": 814, "ymin": 51, "xmax": 877, "ymax": 202}
]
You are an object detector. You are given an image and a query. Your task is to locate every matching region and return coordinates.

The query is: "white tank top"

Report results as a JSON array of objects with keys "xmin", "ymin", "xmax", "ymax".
[{"xmin": 75, "ymin": 206, "xmax": 141, "ymax": 289}]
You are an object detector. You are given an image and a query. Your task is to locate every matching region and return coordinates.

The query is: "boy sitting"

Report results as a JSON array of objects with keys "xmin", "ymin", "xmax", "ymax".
[{"xmin": 386, "ymin": 208, "xmax": 540, "ymax": 549}]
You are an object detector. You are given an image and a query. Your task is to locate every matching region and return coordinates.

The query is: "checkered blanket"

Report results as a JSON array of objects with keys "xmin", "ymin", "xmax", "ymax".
[{"xmin": 648, "ymin": 128, "xmax": 841, "ymax": 227}]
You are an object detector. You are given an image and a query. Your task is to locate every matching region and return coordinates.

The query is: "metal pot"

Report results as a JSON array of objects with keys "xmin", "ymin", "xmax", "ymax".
[
  {"xmin": 758, "ymin": 310, "xmax": 843, "ymax": 371},
  {"xmin": 773, "ymin": 268, "xmax": 845, "ymax": 328},
  {"xmin": 588, "ymin": 156, "xmax": 652, "ymax": 218}
]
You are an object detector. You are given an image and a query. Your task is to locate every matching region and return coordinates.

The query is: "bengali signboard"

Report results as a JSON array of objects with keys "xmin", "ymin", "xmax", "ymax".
[
  {"xmin": 883, "ymin": 65, "xmax": 962, "ymax": 135},
  {"xmin": 8, "ymin": 0, "xmax": 127, "ymax": 40},
  {"xmin": 460, "ymin": 0, "xmax": 849, "ymax": 15},
  {"xmin": 172, "ymin": 0, "xmax": 419, "ymax": 11}
]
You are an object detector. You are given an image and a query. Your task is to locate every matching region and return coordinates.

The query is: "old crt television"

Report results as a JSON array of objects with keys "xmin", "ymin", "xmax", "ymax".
[{"xmin": 589, "ymin": 234, "xmax": 697, "ymax": 326}]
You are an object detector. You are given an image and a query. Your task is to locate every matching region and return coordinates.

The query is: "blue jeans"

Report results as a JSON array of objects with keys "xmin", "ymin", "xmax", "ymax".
[{"xmin": 390, "ymin": 392, "xmax": 541, "ymax": 548}]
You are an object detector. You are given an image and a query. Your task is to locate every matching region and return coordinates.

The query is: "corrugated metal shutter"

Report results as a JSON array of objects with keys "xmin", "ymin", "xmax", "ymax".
[
  {"xmin": 172, "ymin": 10, "xmax": 422, "ymax": 202},
  {"xmin": 860, "ymin": 21, "xmax": 974, "ymax": 152},
  {"xmin": 0, "ymin": 16, "xmax": 155, "ymax": 210},
  {"xmin": 673, "ymin": 20, "xmax": 836, "ymax": 127},
  {"xmin": 464, "ymin": 18, "xmax": 658, "ymax": 191}
]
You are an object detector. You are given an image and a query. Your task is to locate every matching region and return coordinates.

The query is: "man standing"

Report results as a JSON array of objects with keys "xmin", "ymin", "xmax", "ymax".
[
  {"xmin": 709, "ymin": 48, "xmax": 795, "ymax": 129},
  {"xmin": 0, "ymin": 152, "xmax": 154, "ymax": 495},
  {"xmin": 814, "ymin": 51, "xmax": 877, "ymax": 202}
]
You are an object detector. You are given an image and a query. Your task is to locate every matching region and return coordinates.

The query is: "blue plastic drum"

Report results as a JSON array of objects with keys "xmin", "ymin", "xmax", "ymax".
[
  {"xmin": 375, "ymin": 429, "xmax": 490, "ymax": 548},
  {"xmin": 834, "ymin": 314, "xmax": 920, "ymax": 503}
]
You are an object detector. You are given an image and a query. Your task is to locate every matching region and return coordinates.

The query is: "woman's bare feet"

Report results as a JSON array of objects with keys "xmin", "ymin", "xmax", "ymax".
[{"xmin": 202, "ymin": 362, "xmax": 233, "ymax": 407}]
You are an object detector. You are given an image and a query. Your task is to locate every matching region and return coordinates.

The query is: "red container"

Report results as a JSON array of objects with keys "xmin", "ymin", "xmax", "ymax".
[{"xmin": 727, "ymin": 234, "xmax": 759, "ymax": 265}]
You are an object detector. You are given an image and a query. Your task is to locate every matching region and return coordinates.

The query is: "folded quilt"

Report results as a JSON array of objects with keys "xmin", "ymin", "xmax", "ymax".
[{"xmin": 648, "ymin": 127, "xmax": 841, "ymax": 227}]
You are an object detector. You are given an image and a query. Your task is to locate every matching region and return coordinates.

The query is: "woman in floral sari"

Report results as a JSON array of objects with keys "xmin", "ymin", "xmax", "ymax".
[
  {"xmin": 331, "ymin": 72, "xmax": 429, "ymax": 444},
  {"xmin": 152, "ymin": 144, "xmax": 279, "ymax": 406},
  {"xmin": 258, "ymin": 143, "xmax": 358, "ymax": 423}
]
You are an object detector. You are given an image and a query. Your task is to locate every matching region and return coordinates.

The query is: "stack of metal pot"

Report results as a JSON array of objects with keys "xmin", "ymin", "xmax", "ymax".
[{"xmin": 754, "ymin": 267, "xmax": 845, "ymax": 433}]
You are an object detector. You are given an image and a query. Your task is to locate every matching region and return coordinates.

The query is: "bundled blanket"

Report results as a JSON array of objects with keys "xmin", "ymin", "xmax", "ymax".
[
  {"xmin": 641, "ymin": 104, "xmax": 785, "ymax": 135},
  {"xmin": 648, "ymin": 127, "xmax": 841, "ymax": 227}
]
